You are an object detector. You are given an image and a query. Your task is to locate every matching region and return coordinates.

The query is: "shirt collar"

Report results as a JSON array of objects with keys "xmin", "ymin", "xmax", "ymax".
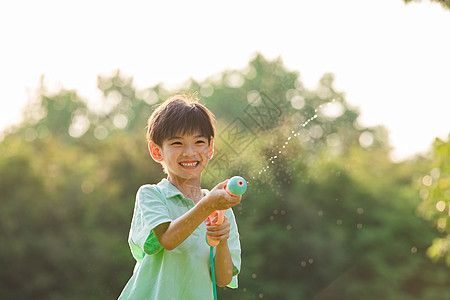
[
  {"xmin": 157, "ymin": 178, "xmax": 209, "ymax": 200},
  {"xmin": 157, "ymin": 178, "xmax": 184, "ymax": 199}
]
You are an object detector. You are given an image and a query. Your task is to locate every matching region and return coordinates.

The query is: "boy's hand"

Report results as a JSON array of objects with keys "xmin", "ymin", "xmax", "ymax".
[
  {"xmin": 203, "ymin": 180, "xmax": 241, "ymax": 211},
  {"xmin": 206, "ymin": 215, "xmax": 231, "ymax": 245}
]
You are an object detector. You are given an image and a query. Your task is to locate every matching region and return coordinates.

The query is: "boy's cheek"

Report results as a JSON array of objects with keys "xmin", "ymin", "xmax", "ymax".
[{"xmin": 201, "ymin": 148, "xmax": 210, "ymax": 157}]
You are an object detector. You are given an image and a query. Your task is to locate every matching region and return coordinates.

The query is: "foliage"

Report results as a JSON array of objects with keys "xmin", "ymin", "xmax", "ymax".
[
  {"xmin": 404, "ymin": 0, "xmax": 450, "ymax": 10},
  {"xmin": 416, "ymin": 136, "xmax": 450, "ymax": 266},
  {"xmin": 0, "ymin": 54, "xmax": 448, "ymax": 299}
]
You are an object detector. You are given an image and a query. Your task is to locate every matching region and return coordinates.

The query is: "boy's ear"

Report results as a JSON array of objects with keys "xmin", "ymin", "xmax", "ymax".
[
  {"xmin": 208, "ymin": 138, "xmax": 214, "ymax": 160},
  {"xmin": 148, "ymin": 141, "xmax": 163, "ymax": 162}
]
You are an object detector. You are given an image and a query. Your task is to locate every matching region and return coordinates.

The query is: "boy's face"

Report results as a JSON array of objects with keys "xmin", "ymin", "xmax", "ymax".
[{"xmin": 151, "ymin": 131, "xmax": 213, "ymax": 182}]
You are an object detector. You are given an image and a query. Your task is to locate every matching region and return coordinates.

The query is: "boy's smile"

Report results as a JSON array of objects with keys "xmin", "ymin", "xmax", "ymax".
[{"xmin": 179, "ymin": 161, "xmax": 200, "ymax": 168}]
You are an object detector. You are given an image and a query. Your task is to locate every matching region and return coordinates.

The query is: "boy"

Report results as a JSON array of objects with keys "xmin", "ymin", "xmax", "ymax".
[{"xmin": 118, "ymin": 94, "xmax": 242, "ymax": 299}]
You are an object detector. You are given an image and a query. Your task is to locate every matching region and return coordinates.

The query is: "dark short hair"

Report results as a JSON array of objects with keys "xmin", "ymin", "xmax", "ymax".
[{"xmin": 147, "ymin": 93, "xmax": 215, "ymax": 146}]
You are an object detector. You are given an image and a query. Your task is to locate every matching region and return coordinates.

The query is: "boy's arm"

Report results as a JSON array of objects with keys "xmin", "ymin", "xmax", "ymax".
[
  {"xmin": 213, "ymin": 236, "xmax": 234, "ymax": 287},
  {"xmin": 153, "ymin": 180, "xmax": 241, "ymax": 251},
  {"xmin": 206, "ymin": 215, "xmax": 235, "ymax": 287},
  {"xmin": 152, "ymin": 200, "xmax": 211, "ymax": 251}
]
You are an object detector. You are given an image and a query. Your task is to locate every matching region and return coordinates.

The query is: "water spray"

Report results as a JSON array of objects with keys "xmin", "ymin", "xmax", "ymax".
[{"xmin": 251, "ymin": 100, "xmax": 336, "ymax": 180}]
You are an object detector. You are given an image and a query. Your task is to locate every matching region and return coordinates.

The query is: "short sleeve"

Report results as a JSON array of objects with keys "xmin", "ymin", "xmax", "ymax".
[
  {"xmin": 128, "ymin": 185, "xmax": 173, "ymax": 262},
  {"xmin": 225, "ymin": 208, "xmax": 241, "ymax": 288}
]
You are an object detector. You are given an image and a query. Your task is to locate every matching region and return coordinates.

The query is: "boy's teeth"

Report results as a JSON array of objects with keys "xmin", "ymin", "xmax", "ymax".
[{"xmin": 180, "ymin": 162, "xmax": 197, "ymax": 167}]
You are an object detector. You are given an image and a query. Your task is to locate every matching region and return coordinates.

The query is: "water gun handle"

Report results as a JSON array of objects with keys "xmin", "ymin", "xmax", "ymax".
[{"xmin": 206, "ymin": 210, "xmax": 225, "ymax": 247}]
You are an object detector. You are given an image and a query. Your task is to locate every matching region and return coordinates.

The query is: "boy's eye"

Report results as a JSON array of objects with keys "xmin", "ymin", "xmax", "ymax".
[
  {"xmin": 196, "ymin": 140, "xmax": 206, "ymax": 144},
  {"xmin": 171, "ymin": 142, "xmax": 182, "ymax": 145}
]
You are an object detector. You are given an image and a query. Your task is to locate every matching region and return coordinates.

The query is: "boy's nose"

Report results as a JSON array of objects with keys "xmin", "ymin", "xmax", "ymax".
[{"xmin": 182, "ymin": 144, "xmax": 196, "ymax": 156}]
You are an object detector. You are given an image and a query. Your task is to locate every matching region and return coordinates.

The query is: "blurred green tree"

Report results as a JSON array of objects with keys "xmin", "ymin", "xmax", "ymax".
[
  {"xmin": 416, "ymin": 136, "xmax": 450, "ymax": 266},
  {"xmin": 404, "ymin": 0, "xmax": 450, "ymax": 10},
  {"xmin": 0, "ymin": 53, "xmax": 448, "ymax": 300}
]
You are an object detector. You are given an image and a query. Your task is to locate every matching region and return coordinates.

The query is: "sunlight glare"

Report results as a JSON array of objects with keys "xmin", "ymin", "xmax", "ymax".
[
  {"xmin": 69, "ymin": 112, "xmax": 90, "ymax": 138},
  {"xmin": 320, "ymin": 101, "xmax": 344, "ymax": 120},
  {"xmin": 247, "ymin": 90, "xmax": 262, "ymax": 106},
  {"xmin": 225, "ymin": 72, "xmax": 245, "ymax": 88},
  {"xmin": 359, "ymin": 131, "xmax": 374, "ymax": 148}
]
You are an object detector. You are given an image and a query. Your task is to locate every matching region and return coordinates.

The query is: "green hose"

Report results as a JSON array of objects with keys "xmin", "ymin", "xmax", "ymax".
[{"xmin": 210, "ymin": 245, "xmax": 217, "ymax": 300}]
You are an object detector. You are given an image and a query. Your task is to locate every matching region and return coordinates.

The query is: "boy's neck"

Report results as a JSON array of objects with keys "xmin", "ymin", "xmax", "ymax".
[{"xmin": 167, "ymin": 176, "xmax": 203, "ymax": 203}]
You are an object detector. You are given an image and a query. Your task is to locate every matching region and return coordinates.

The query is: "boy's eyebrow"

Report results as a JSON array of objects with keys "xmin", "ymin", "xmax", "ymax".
[
  {"xmin": 194, "ymin": 134, "xmax": 208, "ymax": 138},
  {"xmin": 167, "ymin": 134, "xmax": 207, "ymax": 141}
]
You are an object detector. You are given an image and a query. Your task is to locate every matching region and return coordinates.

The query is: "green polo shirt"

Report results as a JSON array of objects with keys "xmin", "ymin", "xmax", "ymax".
[{"xmin": 118, "ymin": 179, "xmax": 241, "ymax": 300}]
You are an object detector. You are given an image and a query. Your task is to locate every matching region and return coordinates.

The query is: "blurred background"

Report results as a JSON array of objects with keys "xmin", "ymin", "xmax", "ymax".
[{"xmin": 1, "ymin": 0, "xmax": 449, "ymax": 299}]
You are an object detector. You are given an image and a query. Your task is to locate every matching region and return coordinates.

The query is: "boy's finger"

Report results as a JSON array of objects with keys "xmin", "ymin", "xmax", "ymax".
[
  {"xmin": 207, "ymin": 232, "xmax": 230, "ymax": 241},
  {"xmin": 206, "ymin": 229, "xmax": 230, "ymax": 238},
  {"xmin": 216, "ymin": 179, "xmax": 229, "ymax": 189},
  {"xmin": 207, "ymin": 223, "xmax": 230, "ymax": 234}
]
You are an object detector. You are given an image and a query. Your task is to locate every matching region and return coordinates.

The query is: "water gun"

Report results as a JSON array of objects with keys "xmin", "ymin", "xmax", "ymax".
[{"xmin": 206, "ymin": 176, "xmax": 247, "ymax": 247}]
